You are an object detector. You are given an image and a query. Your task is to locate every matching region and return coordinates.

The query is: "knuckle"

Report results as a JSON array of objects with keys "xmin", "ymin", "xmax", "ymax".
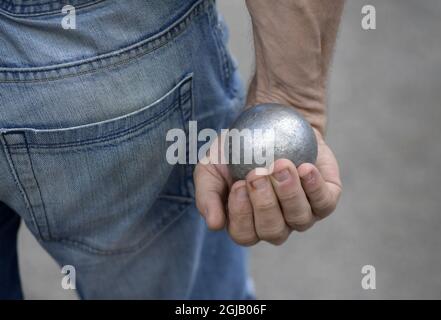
[
  {"xmin": 293, "ymin": 220, "xmax": 314, "ymax": 232},
  {"xmin": 285, "ymin": 212, "xmax": 312, "ymax": 228},
  {"xmin": 277, "ymin": 189, "xmax": 302, "ymax": 205},
  {"xmin": 254, "ymin": 198, "xmax": 278, "ymax": 212},
  {"xmin": 263, "ymin": 230, "xmax": 290, "ymax": 246},
  {"xmin": 313, "ymin": 196, "xmax": 336, "ymax": 218},
  {"xmin": 229, "ymin": 209, "xmax": 253, "ymax": 226},
  {"xmin": 257, "ymin": 214, "xmax": 284, "ymax": 231},
  {"xmin": 231, "ymin": 232, "xmax": 259, "ymax": 246},
  {"xmin": 236, "ymin": 201, "xmax": 253, "ymax": 215},
  {"xmin": 309, "ymin": 186, "xmax": 325, "ymax": 200},
  {"xmin": 256, "ymin": 223, "xmax": 287, "ymax": 242},
  {"xmin": 229, "ymin": 202, "xmax": 253, "ymax": 220},
  {"xmin": 228, "ymin": 224, "xmax": 258, "ymax": 246},
  {"xmin": 315, "ymin": 203, "xmax": 336, "ymax": 219}
]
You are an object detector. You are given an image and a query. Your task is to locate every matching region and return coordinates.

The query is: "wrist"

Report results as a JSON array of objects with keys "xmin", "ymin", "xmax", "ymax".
[{"xmin": 246, "ymin": 76, "xmax": 328, "ymax": 138}]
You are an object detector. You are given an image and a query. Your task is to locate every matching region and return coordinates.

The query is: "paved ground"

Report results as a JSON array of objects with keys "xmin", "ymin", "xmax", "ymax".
[{"xmin": 19, "ymin": 0, "xmax": 441, "ymax": 299}]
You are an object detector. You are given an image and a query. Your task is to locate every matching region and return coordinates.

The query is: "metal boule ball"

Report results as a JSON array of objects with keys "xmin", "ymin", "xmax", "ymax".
[{"xmin": 225, "ymin": 103, "xmax": 318, "ymax": 181}]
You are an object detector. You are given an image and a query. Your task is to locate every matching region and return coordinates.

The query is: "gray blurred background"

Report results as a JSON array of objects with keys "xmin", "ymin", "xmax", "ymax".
[{"xmin": 19, "ymin": 0, "xmax": 441, "ymax": 299}]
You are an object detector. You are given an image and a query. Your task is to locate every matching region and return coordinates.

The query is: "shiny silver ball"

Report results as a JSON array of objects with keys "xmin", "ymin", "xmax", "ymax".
[{"xmin": 225, "ymin": 103, "xmax": 318, "ymax": 181}]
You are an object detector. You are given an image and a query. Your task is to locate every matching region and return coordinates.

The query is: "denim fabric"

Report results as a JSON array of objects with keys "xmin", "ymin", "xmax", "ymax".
[{"xmin": 0, "ymin": 0, "xmax": 252, "ymax": 299}]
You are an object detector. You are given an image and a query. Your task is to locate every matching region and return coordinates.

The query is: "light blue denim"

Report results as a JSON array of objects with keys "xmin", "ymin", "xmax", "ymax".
[{"xmin": 0, "ymin": 0, "xmax": 252, "ymax": 299}]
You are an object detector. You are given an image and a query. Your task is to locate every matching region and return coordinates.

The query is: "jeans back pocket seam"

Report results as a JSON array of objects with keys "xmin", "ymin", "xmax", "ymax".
[
  {"xmin": 10, "ymin": 100, "xmax": 182, "ymax": 152},
  {"xmin": 0, "ymin": 132, "xmax": 51, "ymax": 240},
  {"xmin": 3, "ymin": 82, "xmax": 192, "ymax": 151}
]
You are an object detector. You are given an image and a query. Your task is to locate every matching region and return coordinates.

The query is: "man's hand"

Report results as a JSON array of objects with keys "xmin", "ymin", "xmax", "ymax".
[
  {"xmin": 193, "ymin": 0, "xmax": 344, "ymax": 245},
  {"xmin": 194, "ymin": 129, "xmax": 342, "ymax": 246}
]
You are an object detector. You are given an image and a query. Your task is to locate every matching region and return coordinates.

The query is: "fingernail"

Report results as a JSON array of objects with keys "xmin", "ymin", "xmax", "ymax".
[
  {"xmin": 273, "ymin": 169, "xmax": 290, "ymax": 182},
  {"xmin": 236, "ymin": 186, "xmax": 248, "ymax": 200},
  {"xmin": 251, "ymin": 178, "xmax": 267, "ymax": 190}
]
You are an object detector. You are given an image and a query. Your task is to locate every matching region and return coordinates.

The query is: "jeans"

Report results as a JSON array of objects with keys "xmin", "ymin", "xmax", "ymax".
[{"xmin": 0, "ymin": 0, "xmax": 252, "ymax": 299}]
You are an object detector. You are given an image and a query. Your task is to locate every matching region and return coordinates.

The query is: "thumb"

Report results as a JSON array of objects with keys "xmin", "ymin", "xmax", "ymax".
[{"xmin": 194, "ymin": 162, "xmax": 228, "ymax": 230}]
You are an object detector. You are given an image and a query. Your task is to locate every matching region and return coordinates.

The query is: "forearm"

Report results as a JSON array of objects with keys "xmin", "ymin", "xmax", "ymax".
[{"xmin": 245, "ymin": 0, "xmax": 345, "ymax": 136}]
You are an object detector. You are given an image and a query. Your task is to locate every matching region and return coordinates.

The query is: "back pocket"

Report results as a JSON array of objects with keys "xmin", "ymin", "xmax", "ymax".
[{"xmin": 0, "ymin": 74, "xmax": 193, "ymax": 255}]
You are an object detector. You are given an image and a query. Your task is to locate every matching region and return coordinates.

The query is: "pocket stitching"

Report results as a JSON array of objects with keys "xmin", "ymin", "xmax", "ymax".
[
  {"xmin": 208, "ymin": 10, "xmax": 233, "ymax": 96},
  {"xmin": 6, "ymin": 92, "xmax": 191, "ymax": 150},
  {"xmin": 0, "ymin": 0, "xmax": 106, "ymax": 17},
  {"xmin": 23, "ymin": 133, "xmax": 52, "ymax": 239},
  {"xmin": 0, "ymin": 133, "xmax": 48, "ymax": 239},
  {"xmin": 10, "ymin": 110, "xmax": 180, "ymax": 156},
  {"xmin": 0, "ymin": 0, "xmax": 211, "ymax": 82}
]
